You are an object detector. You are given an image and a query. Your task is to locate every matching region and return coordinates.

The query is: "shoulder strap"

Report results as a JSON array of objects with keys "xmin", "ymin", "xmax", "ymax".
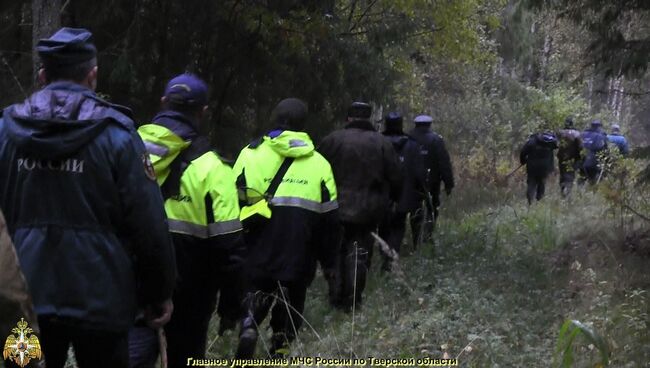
[
  {"xmin": 160, "ymin": 136, "xmax": 212, "ymax": 200},
  {"xmin": 266, "ymin": 157, "xmax": 295, "ymax": 198}
]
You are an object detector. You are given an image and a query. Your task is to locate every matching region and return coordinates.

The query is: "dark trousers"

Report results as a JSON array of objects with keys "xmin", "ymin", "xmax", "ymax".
[
  {"xmin": 237, "ymin": 279, "xmax": 308, "ymax": 358},
  {"xmin": 580, "ymin": 165, "xmax": 602, "ymax": 186},
  {"xmin": 335, "ymin": 223, "xmax": 375, "ymax": 310},
  {"xmin": 38, "ymin": 317, "xmax": 128, "ymax": 368},
  {"xmin": 378, "ymin": 211, "xmax": 407, "ymax": 270},
  {"xmin": 526, "ymin": 174, "xmax": 547, "ymax": 204},
  {"xmin": 128, "ymin": 324, "xmax": 158, "ymax": 368},
  {"xmin": 164, "ymin": 242, "xmax": 244, "ymax": 368},
  {"xmin": 559, "ymin": 161, "xmax": 576, "ymax": 197}
]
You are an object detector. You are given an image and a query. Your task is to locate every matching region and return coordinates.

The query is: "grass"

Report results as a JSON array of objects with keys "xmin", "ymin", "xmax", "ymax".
[
  {"xmin": 50, "ymin": 178, "xmax": 649, "ymax": 367},
  {"xmin": 206, "ymin": 180, "xmax": 650, "ymax": 367}
]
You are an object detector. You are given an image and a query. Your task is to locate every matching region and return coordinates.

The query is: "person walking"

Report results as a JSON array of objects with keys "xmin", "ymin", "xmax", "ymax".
[
  {"xmin": 137, "ymin": 73, "xmax": 246, "ymax": 368},
  {"xmin": 377, "ymin": 112, "xmax": 423, "ymax": 271},
  {"xmin": 520, "ymin": 131, "xmax": 558, "ymax": 204},
  {"xmin": 408, "ymin": 115, "xmax": 454, "ymax": 246},
  {"xmin": 319, "ymin": 102, "xmax": 402, "ymax": 310},
  {"xmin": 0, "ymin": 28, "xmax": 176, "ymax": 368},
  {"xmin": 557, "ymin": 117, "xmax": 582, "ymax": 197},
  {"xmin": 580, "ymin": 119, "xmax": 609, "ymax": 185},
  {"xmin": 233, "ymin": 98, "xmax": 341, "ymax": 358}
]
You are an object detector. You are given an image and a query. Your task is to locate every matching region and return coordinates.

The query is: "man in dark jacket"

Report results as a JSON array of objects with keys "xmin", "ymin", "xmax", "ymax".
[
  {"xmin": 520, "ymin": 131, "xmax": 558, "ymax": 204},
  {"xmin": 408, "ymin": 115, "xmax": 454, "ymax": 246},
  {"xmin": 378, "ymin": 112, "xmax": 423, "ymax": 271},
  {"xmin": 319, "ymin": 102, "xmax": 402, "ymax": 310},
  {"xmin": 557, "ymin": 117, "xmax": 582, "ymax": 197},
  {"xmin": 0, "ymin": 28, "xmax": 175, "ymax": 368},
  {"xmin": 580, "ymin": 119, "xmax": 609, "ymax": 185},
  {"xmin": 138, "ymin": 74, "xmax": 246, "ymax": 367},
  {"xmin": 233, "ymin": 98, "xmax": 341, "ymax": 358}
]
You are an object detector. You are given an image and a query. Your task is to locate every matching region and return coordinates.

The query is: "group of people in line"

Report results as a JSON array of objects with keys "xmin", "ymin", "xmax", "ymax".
[
  {"xmin": 520, "ymin": 117, "xmax": 629, "ymax": 204},
  {"xmin": 0, "ymin": 28, "xmax": 454, "ymax": 368}
]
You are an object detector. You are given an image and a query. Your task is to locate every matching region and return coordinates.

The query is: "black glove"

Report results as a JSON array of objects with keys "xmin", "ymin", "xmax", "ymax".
[{"xmin": 445, "ymin": 187, "xmax": 453, "ymax": 196}]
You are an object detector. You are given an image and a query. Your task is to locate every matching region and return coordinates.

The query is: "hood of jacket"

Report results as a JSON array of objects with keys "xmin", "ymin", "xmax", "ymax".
[
  {"xmin": 2, "ymin": 82, "xmax": 132, "ymax": 159},
  {"xmin": 264, "ymin": 130, "xmax": 314, "ymax": 158}
]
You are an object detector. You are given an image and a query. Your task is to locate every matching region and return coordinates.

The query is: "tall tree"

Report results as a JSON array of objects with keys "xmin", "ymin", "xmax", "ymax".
[{"xmin": 31, "ymin": 0, "xmax": 62, "ymax": 84}]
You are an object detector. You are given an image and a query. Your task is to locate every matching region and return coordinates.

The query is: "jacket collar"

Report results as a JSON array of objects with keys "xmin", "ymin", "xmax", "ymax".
[
  {"xmin": 345, "ymin": 119, "xmax": 375, "ymax": 131},
  {"xmin": 44, "ymin": 81, "xmax": 94, "ymax": 94},
  {"xmin": 152, "ymin": 110, "xmax": 199, "ymax": 141}
]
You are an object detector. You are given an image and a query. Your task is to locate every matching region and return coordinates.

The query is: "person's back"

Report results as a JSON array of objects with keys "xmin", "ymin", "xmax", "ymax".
[
  {"xmin": 319, "ymin": 102, "xmax": 401, "ymax": 310},
  {"xmin": 581, "ymin": 120, "xmax": 608, "ymax": 184},
  {"xmin": 378, "ymin": 112, "xmax": 423, "ymax": 271},
  {"xmin": 521, "ymin": 133, "xmax": 557, "ymax": 176},
  {"xmin": 0, "ymin": 28, "xmax": 175, "ymax": 368},
  {"xmin": 557, "ymin": 117, "xmax": 582, "ymax": 196},
  {"xmin": 137, "ymin": 74, "xmax": 245, "ymax": 367},
  {"xmin": 407, "ymin": 115, "xmax": 454, "ymax": 244},
  {"xmin": 607, "ymin": 124, "xmax": 629, "ymax": 156},
  {"xmin": 319, "ymin": 104, "xmax": 401, "ymax": 225},
  {"xmin": 233, "ymin": 98, "xmax": 340, "ymax": 357},
  {"xmin": 520, "ymin": 131, "xmax": 558, "ymax": 204}
]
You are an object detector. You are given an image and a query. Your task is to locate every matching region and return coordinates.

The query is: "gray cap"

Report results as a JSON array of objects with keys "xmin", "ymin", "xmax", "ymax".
[
  {"xmin": 414, "ymin": 115, "xmax": 433, "ymax": 124},
  {"xmin": 611, "ymin": 123, "xmax": 621, "ymax": 133}
]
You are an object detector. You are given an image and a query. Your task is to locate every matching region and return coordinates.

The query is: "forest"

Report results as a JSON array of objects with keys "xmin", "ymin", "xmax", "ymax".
[{"xmin": 1, "ymin": 0, "xmax": 650, "ymax": 367}]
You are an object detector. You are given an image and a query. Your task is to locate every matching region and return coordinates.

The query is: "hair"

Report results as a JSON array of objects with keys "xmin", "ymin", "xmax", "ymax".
[
  {"xmin": 44, "ymin": 57, "xmax": 97, "ymax": 83},
  {"xmin": 165, "ymin": 100, "xmax": 204, "ymax": 115}
]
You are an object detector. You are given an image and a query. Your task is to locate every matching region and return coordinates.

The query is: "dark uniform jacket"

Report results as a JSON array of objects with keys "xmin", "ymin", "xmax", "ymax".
[
  {"xmin": 520, "ymin": 134, "xmax": 558, "ymax": 177},
  {"xmin": 557, "ymin": 128, "xmax": 582, "ymax": 164},
  {"xmin": 0, "ymin": 82, "xmax": 176, "ymax": 331},
  {"xmin": 408, "ymin": 125, "xmax": 454, "ymax": 204},
  {"xmin": 319, "ymin": 120, "xmax": 402, "ymax": 225},
  {"xmin": 382, "ymin": 132, "xmax": 425, "ymax": 213},
  {"xmin": 581, "ymin": 127, "xmax": 608, "ymax": 170}
]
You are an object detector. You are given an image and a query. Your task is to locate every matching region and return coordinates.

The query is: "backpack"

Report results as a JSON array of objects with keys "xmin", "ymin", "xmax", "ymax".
[{"xmin": 581, "ymin": 130, "xmax": 607, "ymax": 169}]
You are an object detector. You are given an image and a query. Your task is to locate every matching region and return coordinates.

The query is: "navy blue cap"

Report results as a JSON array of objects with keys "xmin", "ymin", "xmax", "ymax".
[
  {"xmin": 414, "ymin": 115, "xmax": 433, "ymax": 124},
  {"xmin": 347, "ymin": 102, "xmax": 372, "ymax": 119},
  {"xmin": 164, "ymin": 73, "xmax": 209, "ymax": 107},
  {"xmin": 37, "ymin": 28, "xmax": 97, "ymax": 67}
]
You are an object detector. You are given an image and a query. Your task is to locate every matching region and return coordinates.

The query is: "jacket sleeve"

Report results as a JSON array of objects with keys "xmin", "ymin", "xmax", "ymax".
[
  {"xmin": 435, "ymin": 136, "xmax": 454, "ymax": 191},
  {"xmin": 116, "ymin": 131, "xmax": 176, "ymax": 305},
  {"xmin": 315, "ymin": 168, "xmax": 342, "ymax": 271},
  {"xmin": 383, "ymin": 139, "xmax": 403, "ymax": 202}
]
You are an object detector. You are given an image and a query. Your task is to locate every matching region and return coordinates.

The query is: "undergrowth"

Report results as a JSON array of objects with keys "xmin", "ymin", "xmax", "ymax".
[{"xmin": 206, "ymin": 180, "xmax": 650, "ymax": 367}]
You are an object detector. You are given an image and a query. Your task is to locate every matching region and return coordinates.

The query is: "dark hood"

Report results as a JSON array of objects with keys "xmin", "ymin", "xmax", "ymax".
[{"xmin": 2, "ymin": 82, "xmax": 132, "ymax": 159}]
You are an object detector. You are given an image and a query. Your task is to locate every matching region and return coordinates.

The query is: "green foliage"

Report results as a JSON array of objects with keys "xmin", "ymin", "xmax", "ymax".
[
  {"xmin": 554, "ymin": 319, "xmax": 609, "ymax": 367},
  {"xmin": 521, "ymin": 0, "xmax": 650, "ymax": 77}
]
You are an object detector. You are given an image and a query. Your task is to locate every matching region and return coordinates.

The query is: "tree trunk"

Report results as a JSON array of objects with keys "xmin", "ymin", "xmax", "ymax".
[{"xmin": 32, "ymin": 0, "xmax": 62, "ymax": 85}]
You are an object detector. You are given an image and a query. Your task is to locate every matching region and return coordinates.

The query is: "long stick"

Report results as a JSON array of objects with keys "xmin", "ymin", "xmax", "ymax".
[
  {"xmin": 505, "ymin": 164, "xmax": 524, "ymax": 179},
  {"xmin": 158, "ymin": 328, "xmax": 168, "ymax": 368}
]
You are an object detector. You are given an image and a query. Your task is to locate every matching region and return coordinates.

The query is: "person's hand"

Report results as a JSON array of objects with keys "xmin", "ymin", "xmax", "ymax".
[{"xmin": 145, "ymin": 299, "xmax": 174, "ymax": 329}]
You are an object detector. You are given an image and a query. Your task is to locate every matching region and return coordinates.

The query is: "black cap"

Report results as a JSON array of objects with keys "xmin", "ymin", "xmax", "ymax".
[
  {"xmin": 37, "ymin": 28, "xmax": 97, "ymax": 68},
  {"xmin": 347, "ymin": 102, "xmax": 372, "ymax": 119},
  {"xmin": 384, "ymin": 112, "xmax": 403, "ymax": 133},
  {"xmin": 271, "ymin": 98, "xmax": 308, "ymax": 131},
  {"xmin": 565, "ymin": 116, "xmax": 574, "ymax": 128}
]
